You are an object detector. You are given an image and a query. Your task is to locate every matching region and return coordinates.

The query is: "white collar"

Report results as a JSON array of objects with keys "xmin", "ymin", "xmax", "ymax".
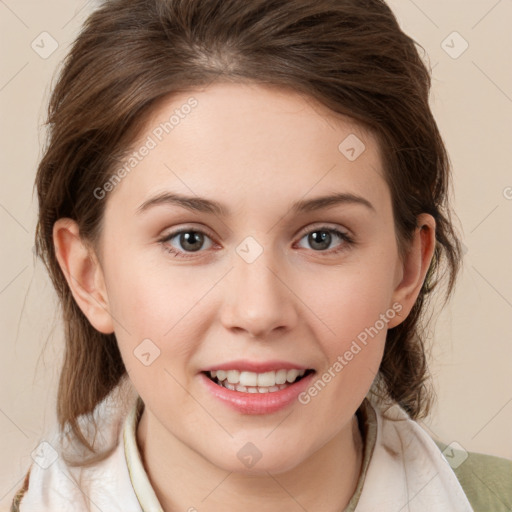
[
  {"xmin": 123, "ymin": 396, "xmax": 473, "ymax": 512},
  {"xmin": 17, "ymin": 395, "xmax": 473, "ymax": 511},
  {"xmin": 354, "ymin": 398, "xmax": 474, "ymax": 511},
  {"xmin": 123, "ymin": 397, "xmax": 163, "ymax": 511}
]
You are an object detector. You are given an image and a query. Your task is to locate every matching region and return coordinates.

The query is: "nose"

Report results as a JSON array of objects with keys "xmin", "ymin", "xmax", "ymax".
[{"xmin": 219, "ymin": 248, "xmax": 299, "ymax": 339}]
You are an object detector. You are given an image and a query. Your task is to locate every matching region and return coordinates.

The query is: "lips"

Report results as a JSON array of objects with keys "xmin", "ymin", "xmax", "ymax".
[
  {"xmin": 201, "ymin": 360, "xmax": 314, "ymax": 392},
  {"xmin": 199, "ymin": 360, "xmax": 316, "ymax": 414},
  {"xmin": 202, "ymin": 360, "xmax": 310, "ymax": 373}
]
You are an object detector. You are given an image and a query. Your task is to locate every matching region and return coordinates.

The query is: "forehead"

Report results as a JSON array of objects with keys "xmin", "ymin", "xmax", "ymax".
[{"xmin": 106, "ymin": 82, "xmax": 388, "ymax": 215}]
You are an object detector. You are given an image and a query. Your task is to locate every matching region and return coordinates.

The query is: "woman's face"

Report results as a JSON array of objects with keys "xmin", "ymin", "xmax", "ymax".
[{"xmin": 93, "ymin": 82, "xmax": 410, "ymax": 473}]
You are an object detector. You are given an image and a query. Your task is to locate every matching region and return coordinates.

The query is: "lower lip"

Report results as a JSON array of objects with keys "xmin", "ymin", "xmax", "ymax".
[{"xmin": 199, "ymin": 372, "xmax": 316, "ymax": 415}]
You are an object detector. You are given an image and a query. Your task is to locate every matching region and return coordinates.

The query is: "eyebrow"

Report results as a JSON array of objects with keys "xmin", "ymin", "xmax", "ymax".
[{"xmin": 136, "ymin": 191, "xmax": 375, "ymax": 216}]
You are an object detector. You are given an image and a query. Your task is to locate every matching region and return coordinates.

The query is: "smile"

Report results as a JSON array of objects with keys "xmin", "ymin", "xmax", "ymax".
[
  {"xmin": 200, "ymin": 360, "xmax": 317, "ymax": 414},
  {"xmin": 205, "ymin": 369, "xmax": 313, "ymax": 393}
]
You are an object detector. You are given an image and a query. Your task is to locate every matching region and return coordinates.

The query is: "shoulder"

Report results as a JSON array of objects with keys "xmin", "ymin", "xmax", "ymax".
[
  {"xmin": 9, "ymin": 427, "xmax": 141, "ymax": 510},
  {"xmin": 434, "ymin": 440, "xmax": 512, "ymax": 512}
]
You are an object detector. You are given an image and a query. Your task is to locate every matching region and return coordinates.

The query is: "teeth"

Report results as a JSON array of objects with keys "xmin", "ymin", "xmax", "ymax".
[
  {"xmin": 218, "ymin": 382, "xmax": 290, "ymax": 392},
  {"xmin": 275, "ymin": 369, "xmax": 287, "ymax": 385},
  {"xmin": 239, "ymin": 371, "xmax": 258, "ymax": 387},
  {"xmin": 286, "ymin": 369, "xmax": 299, "ymax": 383},
  {"xmin": 209, "ymin": 368, "xmax": 307, "ymax": 389},
  {"xmin": 227, "ymin": 370, "xmax": 240, "ymax": 384}
]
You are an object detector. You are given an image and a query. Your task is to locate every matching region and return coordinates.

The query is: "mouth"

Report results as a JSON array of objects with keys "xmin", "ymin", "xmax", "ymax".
[{"xmin": 203, "ymin": 368, "xmax": 316, "ymax": 393}]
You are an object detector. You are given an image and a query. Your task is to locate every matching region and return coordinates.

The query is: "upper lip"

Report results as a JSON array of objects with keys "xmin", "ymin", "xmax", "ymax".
[{"xmin": 201, "ymin": 360, "xmax": 312, "ymax": 373}]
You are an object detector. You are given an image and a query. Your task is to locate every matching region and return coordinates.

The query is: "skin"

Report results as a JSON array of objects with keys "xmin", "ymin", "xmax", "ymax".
[{"xmin": 54, "ymin": 82, "xmax": 435, "ymax": 511}]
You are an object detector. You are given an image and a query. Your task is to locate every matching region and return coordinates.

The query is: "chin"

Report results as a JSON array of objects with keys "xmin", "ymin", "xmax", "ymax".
[{"xmin": 204, "ymin": 442, "xmax": 310, "ymax": 476}]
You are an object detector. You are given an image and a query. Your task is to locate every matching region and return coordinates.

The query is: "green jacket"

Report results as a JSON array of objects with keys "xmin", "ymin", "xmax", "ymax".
[{"xmin": 434, "ymin": 440, "xmax": 512, "ymax": 512}]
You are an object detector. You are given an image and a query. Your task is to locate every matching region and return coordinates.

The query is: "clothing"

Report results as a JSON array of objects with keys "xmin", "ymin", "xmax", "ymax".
[{"xmin": 11, "ymin": 395, "xmax": 512, "ymax": 511}]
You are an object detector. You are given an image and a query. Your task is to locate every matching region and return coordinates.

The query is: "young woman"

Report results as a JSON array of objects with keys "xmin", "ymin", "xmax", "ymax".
[{"xmin": 11, "ymin": 0, "xmax": 512, "ymax": 510}]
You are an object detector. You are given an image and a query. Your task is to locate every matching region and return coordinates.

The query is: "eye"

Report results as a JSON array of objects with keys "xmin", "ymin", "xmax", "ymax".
[
  {"xmin": 159, "ymin": 228, "xmax": 215, "ymax": 259},
  {"xmin": 295, "ymin": 226, "xmax": 354, "ymax": 254},
  {"xmin": 158, "ymin": 225, "xmax": 354, "ymax": 260}
]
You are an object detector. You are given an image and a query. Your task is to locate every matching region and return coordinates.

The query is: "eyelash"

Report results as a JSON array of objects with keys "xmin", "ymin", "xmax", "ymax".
[{"xmin": 158, "ymin": 226, "xmax": 355, "ymax": 259}]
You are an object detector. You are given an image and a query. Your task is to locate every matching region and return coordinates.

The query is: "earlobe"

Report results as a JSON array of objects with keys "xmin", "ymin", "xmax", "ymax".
[
  {"xmin": 53, "ymin": 218, "xmax": 115, "ymax": 334},
  {"xmin": 388, "ymin": 214, "xmax": 436, "ymax": 329}
]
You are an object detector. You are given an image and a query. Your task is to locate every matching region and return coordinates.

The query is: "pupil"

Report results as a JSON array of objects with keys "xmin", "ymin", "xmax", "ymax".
[
  {"xmin": 181, "ymin": 231, "xmax": 203, "ymax": 251},
  {"xmin": 178, "ymin": 231, "xmax": 331, "ymax": 252},
  {"xmin": 310, "ymin": 231, "xmax": 331, "ymax": 250}
]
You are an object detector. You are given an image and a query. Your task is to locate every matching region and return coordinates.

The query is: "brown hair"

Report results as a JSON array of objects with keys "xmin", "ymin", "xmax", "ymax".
[{"xmin": 35, "ymin": 0, "xmax": 461, "ymax": 465}]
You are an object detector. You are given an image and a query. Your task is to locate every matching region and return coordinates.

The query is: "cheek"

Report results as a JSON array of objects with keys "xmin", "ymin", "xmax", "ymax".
[
  {"xmin": 105, "ymin": 257, "xmax": 206, "ymax": 409},
  {"xmin": 293, "ymin": 249, "xmax": 398, "ymax": 399},
  {"xmin": 103, "ymin": 252, "xmax": 234, "ymax": 390},
  {"xmin": 299, "ymin": 256, "xmax": 398, "ymax": 345},
  {"xmin": 294, "ymin": 269, "xmax": 394, "ymax": 429},
  {"xmin": 103, "ymin": 250, "xmax": 209, "ymax": 334}
]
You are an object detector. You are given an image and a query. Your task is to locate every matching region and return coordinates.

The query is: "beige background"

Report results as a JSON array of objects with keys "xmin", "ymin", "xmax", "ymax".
[{"xmin": 1, "ymin": 0, "xmax": 511, "ymax": 506}]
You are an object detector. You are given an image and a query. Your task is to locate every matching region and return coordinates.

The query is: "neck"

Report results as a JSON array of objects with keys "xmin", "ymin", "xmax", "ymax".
[{"xmin": 137, "ymin": 408, "xmax": 363, "ymax": 512}]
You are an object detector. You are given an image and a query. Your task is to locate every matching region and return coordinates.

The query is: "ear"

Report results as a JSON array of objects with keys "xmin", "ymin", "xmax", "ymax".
[
  {"xmin": 387, "ymin": 213, "xmax": 436, "ymax": 328},
  {"xmin": 53, "ymin": 218, "xmax": 114, "ymax": 334}
]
